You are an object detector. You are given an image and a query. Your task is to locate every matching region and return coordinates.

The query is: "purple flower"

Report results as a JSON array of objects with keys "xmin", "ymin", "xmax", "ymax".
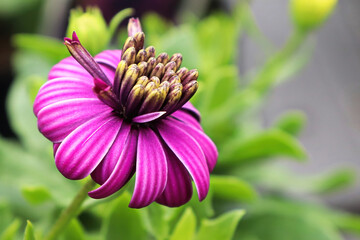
[{"xmin": 34, "ymin": 18, "xmax": 217, "ymax": 208}]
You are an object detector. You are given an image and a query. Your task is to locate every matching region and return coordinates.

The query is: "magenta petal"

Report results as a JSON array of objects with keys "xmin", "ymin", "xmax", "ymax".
[
  {"xmin": 55, "ymin": 114, "xmax": 122, "ymax": 180},
  {"xmin": 129, "ymin": 127, "xmax": 167, "ymax": 208},
  {"xmin": 95, "ymin": 50, "xmax": 122, "ymax": 70},
  {"xmin": 37, "ymin": 98, "xmax": 112, "ymax": 143},
  {"xmin": 181, "ymin": 102, "xmax": 201, "ymax": 121},
  {"xmin": 33, "ymin": 77, "xmax": 95, "ymax": 116},
  {"xmin": 89, "ymin": 126, "xmax": 137, "ymax": 198},
  {"xmin": 156, "ymin": 148, "xmax": 193, "ymax": 207},
  {"xmin": 48, "ymin": 57, "xmax": 91, "ymax": 81},
  {"xmin": 90, "ymin": 122, "xmax": 132, "ymax": 185},
  {"xmin": 157, "ymin": 119, "xmax": 209, "ymax": 201},
  {"xmin": 169, "ymin": 118, "xmax": 217, "ymax": 172},
  {"xmin": 99, "ymin": 64, "xmax": 116, "ymax": 84},
  {"xmin": 132, "ymin": 111, "xmax": 166, "ymax": 123},
  {"xmin": 171, "ymin": 110, "xmax": 202, "ymax": 130},
  {"xmin": 53, "ymin": 143, "xmax": 60, "ymax": 156}
]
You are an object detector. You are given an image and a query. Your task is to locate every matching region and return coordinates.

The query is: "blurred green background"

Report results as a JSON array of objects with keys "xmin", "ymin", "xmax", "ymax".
[{"xmin": 1, "ymin": 0, "xmax": 360, "ymax": 240}]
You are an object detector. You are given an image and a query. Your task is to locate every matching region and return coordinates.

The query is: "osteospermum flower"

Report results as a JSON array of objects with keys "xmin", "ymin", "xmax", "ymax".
[{"xmin": 34, "ymin": 18, "xmax": 217, "ymax": 208}]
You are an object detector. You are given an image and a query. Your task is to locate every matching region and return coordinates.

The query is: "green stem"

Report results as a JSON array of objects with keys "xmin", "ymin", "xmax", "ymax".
[
  {"xmin": 249, "ymin": 28, "xmax": 308, "ymax": 94},
  {"xmin": 44, "ymin": 178, "xmax": 96, "ymax": 240}
]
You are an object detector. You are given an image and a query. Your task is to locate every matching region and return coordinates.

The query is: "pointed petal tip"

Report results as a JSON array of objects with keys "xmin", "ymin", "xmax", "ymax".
[
  {"xmin": 132, "ymin": 111, "xmax": 166, "ymax": 123},
  {"xmin": 72, "ymin": 31, "xmax": 79, "ymax": 41}
]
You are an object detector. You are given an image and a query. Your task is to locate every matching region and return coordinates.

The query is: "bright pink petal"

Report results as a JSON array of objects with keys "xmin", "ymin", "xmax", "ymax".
[
  {"xmin": 129, "ymin": 127, "xmax": 167, "ymax": 208},
  {"xmin": 90, "ymin": 122, "xmax": 132, "ymax": 185},
  {"xmin": 95, "ymin": 50, "xmax": 122, "ymax": 70},
  {"xmin": 132, "ymin": 111, "xmax": 166, "ymax": 123},
  {"xmin": 89, "ymin": 126, "xmax": 137, "ymax": 198},
  {"xmin": 169, "ymin": 118, "xmax": 217, "ymax": 172},
  {"xmin": 55, "ymin": 114, "xmax": 122, "ymax": 180},
  {"xmin": 99, "ymin": 64, "xmax": 115, "ymax": 84},
  {"xmin": 48, "ymin": 57, "xmax": 91, "ymax": 81},
  {"xmin": 49, "ymin": 51, "xmax": 117, "ymax": 84},
  {"xmin": 156, "ymin": 147, "xmax": 193, "ymax": 207},
  {"xmin": 34, "ymin": 77, "xmax": 95, "ymax": 116},
  {"xmin": 157, "ymin": 119, "xmax": 209, "ymax": 201},
  {"xmin": 53, "ymin": 143, "xmax": 60, "ymax": 156},
  {"xmin": 181, "ymin": 101, "xmax": 201, "ymax": 121},
  {"xmin": 171, "ymin": 110, "xmax": 202, "ymax": 130},
  {"xmin": 37, "ymin": 98, "xmax": 111, "ymax": 143}
]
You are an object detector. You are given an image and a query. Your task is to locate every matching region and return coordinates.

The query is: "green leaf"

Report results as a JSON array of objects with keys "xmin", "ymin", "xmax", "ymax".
[
  {"xmin": 220, "ymin": 129, "xmax": 307, "ymax": 166},
  {"xmin": 23, "ymin": 220, "xmax": 35, "ymax": 240},
  {"xmin": 60, "ymin": 219, "xmax": 85, "ymax": 240},
  {"xmin": 274, "ymin": 110, "xmax": 306, "ymax": 136},
  {"xmin": 6, "ymin": 74, "xmax": 51, "ymax": 156},
  {"xmin": 12, "ymin": 34, "xmax": 68, "ymax": 64},
  {"xmin": 0, "ymin": 201, "xmax": 13, "ymax": 232},
  {"xmin": 312, "ymin": 169, "xmax": 356, "ymax": 194},
  {"xmin": 27, "ymin": 75, "xmax": 46, "ymax": 104},
  {"xmin": 236, "ymin": 198, "xmax": 342, "ymax": 240},
  {"xmin": 141, "ymin": 203, "xmax": 169, "ymax": 239},
  {"xmin": 195, "ymin": 210, "xmax": 245, "ymax": 240},
  {"xmin": 188, "ymin": 187, "xmax": 214, "ymax": 221},
  {"xmin": 0, "ymin": 137, "xmax": 79, "ymax": 207},
  {"xmin": 197, "ymin": 65, "xmax": 239, "ymax": 113},
  {"xmin": 169, "ymin": 208, "xmax": 196, "ymax": 240},
  {"xmin": 103, "ymin": 192, "xmax": 147, "ymax": 240},
  {"xmin": 21, "ymin": 186, "xmax": 52, "ymax": 205},
  {"xmin": 0, "ymin": 219, "xmax": 21, "ymax": 240},
  {"xmin": 333, "ymin": 212, "xmax": 360, "ymax": 235},
  {"xmin": 210, "ymin": 176, "xmax": 257, "ymax": 203},
  {"xmin": 142, "ymin": 13, "xmax": 171, "ymax": 45}
]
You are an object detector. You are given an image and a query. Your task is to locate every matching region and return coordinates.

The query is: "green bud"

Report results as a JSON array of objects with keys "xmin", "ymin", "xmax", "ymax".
[
  {"xmin": 290, "ymin": 0, "xmax": 337, "ymax": 31},
  {"xmin": 66, "ymin": 7, "xmax": 108, "ymax": 55}
]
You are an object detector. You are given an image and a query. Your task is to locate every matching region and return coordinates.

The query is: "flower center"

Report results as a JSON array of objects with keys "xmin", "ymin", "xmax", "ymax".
[{"xmin": 65, "ymin": 30, "xmax": 199, "ymax": 122}]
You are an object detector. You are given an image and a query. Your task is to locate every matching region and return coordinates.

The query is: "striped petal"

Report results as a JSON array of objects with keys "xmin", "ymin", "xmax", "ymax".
[
  {"xmin": 53, "ymin": 143, "xmax": 60, "ymax": 156},
  {"xmin": 171, "ymin": 110, "xmax": 202, "ymax": 130},
  {"xmin": 55, "ymin": 114, "xmax": 122, "ymax": 180},
  {"xmin": 157, "ymin": 119, "xmax": 209, "ymax": 201},
  {"xmin": 170, "ymin": 118, "xmax": 217, "ymax": 172},
  {"xmin": 90, "ymin": 122, "xmax": 132, "ymax": 185},
  {"xmin": 89, "ymin": 126, "xmax": 137, "ymax": 198},
  {"xmin": 95, "ymin": 50, "xmax": 122, "ymax": 70},
  {"xmin": 132, "ymin": 111, "xmax": 166, "ymax": 123},
  {"xmin": 129, "ymin": 127, "xmax": 167, "ymax": 208},
  {"xmin": 48, "ymin": 52, "xmax": 117, "ymax": 84},
  {"xmin": 48, "ymin": 57, "xmax": 91, "ymax": 81},
  {"xmin": 181, "ymin": 101, "xmax": 201, "ymax": 121},
  {"xmin": 156, "ymin": 147, "xmax": 193, "ymax": 207},
  {"xmin": 34, "ymin": 77, "xmax": 95, "ymax": 116},
  {"xmin": 37, "ymin": 98, "xmax": 111, "ymax": 142}
]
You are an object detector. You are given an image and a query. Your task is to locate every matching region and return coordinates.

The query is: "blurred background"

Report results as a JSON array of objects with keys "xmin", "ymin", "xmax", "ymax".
[{"xmin": 0, "ymin": 0, "xmax": 359, "ymax": 239}]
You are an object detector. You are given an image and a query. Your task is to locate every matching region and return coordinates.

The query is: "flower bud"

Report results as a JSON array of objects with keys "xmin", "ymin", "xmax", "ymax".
[
  {"xmin": 290, "ymin": 0, "xmax": 337, "ymax": 31},
  {"xmin": 66, "ymin": 8, "xmax": 108, "ymax": 55}
]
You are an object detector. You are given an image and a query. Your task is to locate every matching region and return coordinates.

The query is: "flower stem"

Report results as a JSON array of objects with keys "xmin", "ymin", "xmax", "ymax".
[
  {"xmin": 249, "ymin": 28, "xmax": 308, "ymax": 94},
  {"xmin": 44, "ymin": 178, "xmax": 96, "ymax": 240}
]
